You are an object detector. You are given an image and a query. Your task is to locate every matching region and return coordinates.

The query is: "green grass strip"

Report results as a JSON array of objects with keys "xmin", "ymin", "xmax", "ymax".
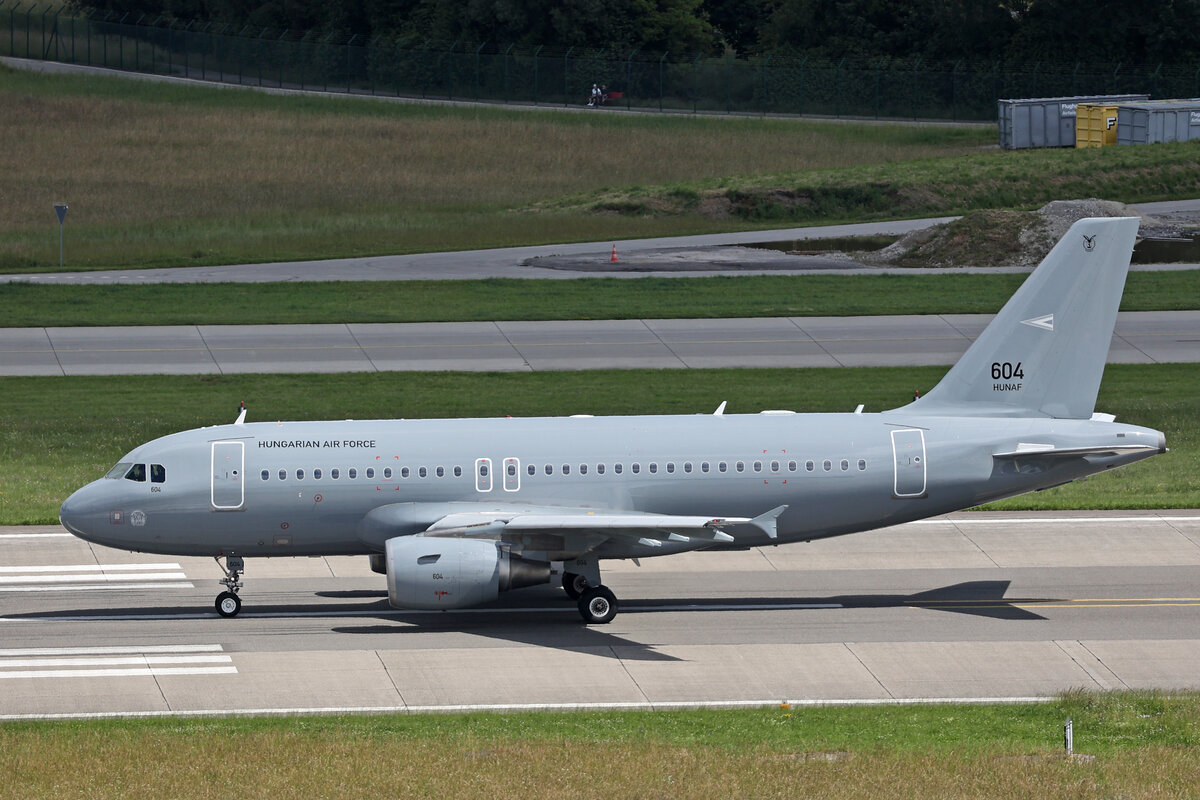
[
  {"xmin": 2, "ymin": 364, "xmax": 1195, "ymax": 525},
  {"xmin": 2, "ymin": 271, "xmax": 1197, "ymax": 326},
  {"xmin": 1, "ymin": 692, "xmax": 1198, "ymax": 799}
]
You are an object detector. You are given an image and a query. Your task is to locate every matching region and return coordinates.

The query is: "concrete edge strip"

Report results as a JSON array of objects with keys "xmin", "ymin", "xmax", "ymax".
[{"xmin": 0, "ymin": 696, "xmax": 1056, "ymax": 721}]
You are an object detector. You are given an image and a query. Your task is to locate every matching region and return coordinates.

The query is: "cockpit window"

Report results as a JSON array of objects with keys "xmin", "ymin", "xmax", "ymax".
[
  {"xmin": 105, "ymin": 462, "xmax": 133, "ymax": 479},
  {"xmin": 124, "ymin": 464, "xmax": 147, "ymax": 482},
  {"xmin": 150, "ymin": 464, "xmax": 166, "ymax": 483}
]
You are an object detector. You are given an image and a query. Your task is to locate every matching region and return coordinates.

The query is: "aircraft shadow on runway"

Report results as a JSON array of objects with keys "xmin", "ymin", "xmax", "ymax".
[{"xmin": 9, "ymin": 580, "xmax": 1050, "ymax": 661}]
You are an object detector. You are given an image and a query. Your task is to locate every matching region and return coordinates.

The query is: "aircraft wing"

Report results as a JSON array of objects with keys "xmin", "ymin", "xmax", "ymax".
[{"xmin": 420, "ymin": 505, "xmax": 787, "ymax": 548}]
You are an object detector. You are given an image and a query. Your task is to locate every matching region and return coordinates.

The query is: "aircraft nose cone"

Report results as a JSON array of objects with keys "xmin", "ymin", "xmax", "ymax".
[{"xmin": 59, "ymin": 486, "xmax": 95, "ymax": 539}]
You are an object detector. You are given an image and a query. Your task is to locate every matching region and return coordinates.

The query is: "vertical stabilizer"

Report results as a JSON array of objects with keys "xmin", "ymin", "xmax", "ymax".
[{"xmin": 894, "ymin": 217, "xmax": 1138, "ymax": 419}]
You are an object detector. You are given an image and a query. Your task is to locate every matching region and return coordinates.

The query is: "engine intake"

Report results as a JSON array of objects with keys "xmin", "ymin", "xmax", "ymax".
[{"xmin": 385, "ymin": 536, "xmax": 550, "ymax": 610}]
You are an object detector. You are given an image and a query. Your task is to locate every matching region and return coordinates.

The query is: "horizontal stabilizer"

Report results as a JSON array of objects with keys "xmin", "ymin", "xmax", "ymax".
[{"xmin": 992, "ymin": 443, "xmax": 1160, "ymax": 460}]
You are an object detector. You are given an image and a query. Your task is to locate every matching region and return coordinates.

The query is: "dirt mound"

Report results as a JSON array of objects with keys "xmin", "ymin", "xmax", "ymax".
[{"xmin": 860, "ymin": 199, "xmax": 1169, "ymax": 268}]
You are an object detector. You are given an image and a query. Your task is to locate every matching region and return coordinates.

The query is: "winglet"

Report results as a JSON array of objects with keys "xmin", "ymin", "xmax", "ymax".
[
  {"xmin": 749, "ymin": 505, "xmax": 788, "ymax": 539},
  {"xmin": 234, "ymin": 402, "xmax": 247, "ymax": 426},
  {"xmin": 713, "ymin": 401, "xmax": 727, "ymax": 416}
]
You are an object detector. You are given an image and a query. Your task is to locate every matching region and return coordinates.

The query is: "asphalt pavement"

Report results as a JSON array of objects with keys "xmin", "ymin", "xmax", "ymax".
[
  {"xmin": 3, "ymin": 510, "xmax": 1199, "ymax": 718},
  {"xmin": 3, "ymin": 311, "xmax": 1196, "ymax": 376}
]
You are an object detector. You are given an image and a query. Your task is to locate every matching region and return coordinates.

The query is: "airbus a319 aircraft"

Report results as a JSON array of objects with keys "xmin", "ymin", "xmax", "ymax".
[{"xmin": 60, "ymin": 218, "xmax": 1166, "ymax": 623}]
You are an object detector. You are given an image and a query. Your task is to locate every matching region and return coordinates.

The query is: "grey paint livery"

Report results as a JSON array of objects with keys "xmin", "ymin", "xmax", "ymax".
[{"xmin": 59, "ymin": 218, "xmax": 1166, "ymax": 623}]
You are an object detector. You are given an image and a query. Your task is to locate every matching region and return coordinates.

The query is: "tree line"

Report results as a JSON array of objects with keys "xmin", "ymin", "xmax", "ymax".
[{"xmin": 68, "ymin": 0, "xmax": 1200, "ymax": 65}]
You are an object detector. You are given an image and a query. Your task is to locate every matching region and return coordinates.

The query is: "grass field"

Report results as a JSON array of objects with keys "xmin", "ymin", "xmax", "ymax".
[
  {"xmin": 2, "ymin": 270, "xmax": 1198, "ymax": 326},
  {"xmin": 4, "ymin": 64, "xmax": 1200, "ymax": 274},
  {"xmin": 1, "ymin": 364, "xmax": 1194, "ymax": 525},
  {"xmin": 2, "ymin": 692, "xmax": 1198, "ymax": 799},
  {"xmin": 0, "ymin": 65, "xmax": 990, "ymax": 271}
]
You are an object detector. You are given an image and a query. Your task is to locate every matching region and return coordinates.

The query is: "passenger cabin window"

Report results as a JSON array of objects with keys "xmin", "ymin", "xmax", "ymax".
[
  {"xmin": 841, "ymin": 459, "xmax": 849, "ymax": 471},
  {"xmin": 823, "ymin": 460, "xmax": 832, "ymax": 472},
  {"xmin": 150, "ymin": 464, "xmax": 166, "ymax": 483},
  {"xmin": 402, "ymin": 467, "xmax": 410, "ymax": 479},
  {"xmin": 858, "ymin": 459, "xmax": 867, "ymax": 471},
  {"xmin": 419, "ymin": 467, "xmax": 428, "ymax": 478},
  {"xmin": 597, "ymin": 464, "xmax": 606, "ymax": 475},
  {"xmin": 278, "ymin": 469, "xmax": 286, "ymax": 480},
  {"xmin": 454, "ymin": 466, "xmax": 463, "ymax": 477},
  {"xmin": 366, "ymin": 468, "xmax": 375, "ymax": 479},
  {"xmin": 719, "ymin": 462, "xmax": 727, "ymax": 473},
  {"xmin": 648, "ymin": 463, "xmax": 658, "ymax": 474},
  {"xmin": 261, "ymin": 470, "xmax": 270, "ymax": 481},
  {"xmin": 124, "ymin": 463, "xmax": 146, "ymax": 482},
  {"xmin": 313, "ymin": 468, "xmax": 323, "ymax": 480},
  {"xmin": 383, "ymin": 468, "xmax": 392, "ymax": 479},
  {"xmin": 527, "ymin": 464, "xmax": 536, "ymax": 476},
  {"xmin": 665, "ymin": 463, "xmax": 674, "ymax": 474},
  {"xmin": 806, "ymin": 461, "xmax": 815, "ymax": 472},
  {"xmin": 545, "ymin": 464, "xmax": 553, "ymax": 475},
  {"xmin": 349, "ymin": 468, "xmax": 357, "ymax": 479},
  {"xmin": 296, "ymin": 469, "xmax": 305, "ymax": 480},
  {"xmin": 331, "ymin": 468, "xmax": 340, "ymax": 480},
  {"xmin": 579, "ymin": 464, "xmax": 587, "ymax": 475},
  {"xmin": 614, "ymin": 463, "xmax": 623, "ymax": 474}
]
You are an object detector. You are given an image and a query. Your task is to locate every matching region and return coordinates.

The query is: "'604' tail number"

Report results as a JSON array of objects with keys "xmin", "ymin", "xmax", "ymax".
[{"xmin": 991, "ymin": 361, "xmax": 1025, "ymax": 380}]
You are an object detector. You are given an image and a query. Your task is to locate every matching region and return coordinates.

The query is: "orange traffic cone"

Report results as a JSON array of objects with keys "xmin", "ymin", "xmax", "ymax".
[{"xmin": 610, "ymin": 243, "xmax": 619, "ymax": 263}]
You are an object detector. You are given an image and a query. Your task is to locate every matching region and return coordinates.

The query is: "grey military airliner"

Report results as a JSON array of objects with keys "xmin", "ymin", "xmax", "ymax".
[{"xmin": 59, "ymin": 218, "xmax": 1166, "ymax": 623}]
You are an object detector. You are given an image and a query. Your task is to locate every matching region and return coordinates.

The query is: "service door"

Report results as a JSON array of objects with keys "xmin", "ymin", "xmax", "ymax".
[
  {"xmin": 891, "ymin": 429, "xmax": 926, "ymax": 498},
  {"xmin": 211, "ymin": 441, "xmax": 245, "ymax": 510}
]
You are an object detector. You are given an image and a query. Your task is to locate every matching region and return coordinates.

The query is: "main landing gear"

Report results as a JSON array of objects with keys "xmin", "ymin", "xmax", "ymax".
[
  {"xmin": 563, "ymin": 570, "xmax": 619, "ymax": 624},
  {"xmin": 214, "ymin": 555, "xmax": 244, "ymax": 618}
]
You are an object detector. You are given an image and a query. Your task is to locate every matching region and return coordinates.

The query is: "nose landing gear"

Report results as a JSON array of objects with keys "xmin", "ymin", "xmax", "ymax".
[{"xmin": 214, "ymin": 555, "xmax": 244, "ymax": 618}]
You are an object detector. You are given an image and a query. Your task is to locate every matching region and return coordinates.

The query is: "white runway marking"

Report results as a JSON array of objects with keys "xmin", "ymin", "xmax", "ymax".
[
  {"xmin": 0, "ymin": 533, "xmax": 72, "ymax": 539},
  {"xmin": 0, "ymin": 644, "xmax": 236, "ymax": 680},
  {"xmin": 0, "ymin": 582, "xmax": 194, "ymax": 593},
  {"xmin": 0, "ymin": 696, "xmax": 1055, "ymax": 721},
  {"xmin": 0, "ymin": 563, "xmax": 193, "ymax": 591},
  {"xmin": 0, "ymin": 563, "xmax": 184, "ymax": 573}
]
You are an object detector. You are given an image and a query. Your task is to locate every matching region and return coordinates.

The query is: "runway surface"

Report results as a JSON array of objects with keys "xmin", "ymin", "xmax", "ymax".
[
  {"xmin": 4, "ymin": 310, "xmax": 1197, "ymax": 375},
  {"xmin": 2, "ymin": 510, "xmax": 1199, "ymax": 718}
]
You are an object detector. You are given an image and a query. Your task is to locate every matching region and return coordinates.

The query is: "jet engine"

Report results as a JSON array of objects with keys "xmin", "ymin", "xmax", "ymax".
[{"xmin": 385, "ymin": 536, "xmax": 551, "ymax": 610}]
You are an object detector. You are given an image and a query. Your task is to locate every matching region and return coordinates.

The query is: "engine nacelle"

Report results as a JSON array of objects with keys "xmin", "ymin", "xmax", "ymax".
[{"xmin": 385, "ymin": 536, "xmax": 551, "ymax": 610}]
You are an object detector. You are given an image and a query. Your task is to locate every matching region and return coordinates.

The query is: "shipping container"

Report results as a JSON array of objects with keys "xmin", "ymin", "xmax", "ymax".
[
  {"xmin": 1116, "ymin": 101, "xmax": 1200, "ymax": 145},
  {"xmin": 998, "ymin": 95, "xmax": 1149, "ymax": 149},
  {"xmin": 1075, "ymin": 104, "xmax": 1121, "ymax": 147}
]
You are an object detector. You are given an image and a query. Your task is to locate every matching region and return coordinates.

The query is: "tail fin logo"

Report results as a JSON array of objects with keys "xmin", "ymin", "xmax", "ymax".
[
  {"xmin": 1021, "ymin": 314, "xmax": 1055, "ymax": 331},
  {"xmin": 1082, "ymin": 234, "xmax": 1097, "ymax": 252}
]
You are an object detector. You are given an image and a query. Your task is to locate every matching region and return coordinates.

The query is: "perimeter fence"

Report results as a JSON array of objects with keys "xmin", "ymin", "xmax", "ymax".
[{"xmin": 5, "ymin": 5, "xmax": 1200, "ymax": 120}]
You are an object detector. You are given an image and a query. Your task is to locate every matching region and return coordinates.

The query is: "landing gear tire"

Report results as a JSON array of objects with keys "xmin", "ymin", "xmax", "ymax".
[
  {"xmin": 215, "ymin": 591, "xmax": 242, "ymax": 618},
  {"xmin": 563, "ymin": 571, "xmax": 590, "ymax": 600},
  {"xmin": 214, "ymin": 555, "xmax": 244, "ymax": 618},
  {"xmin": 577, "ymin": 585, "xmax": 618, "ymax": 624}
]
